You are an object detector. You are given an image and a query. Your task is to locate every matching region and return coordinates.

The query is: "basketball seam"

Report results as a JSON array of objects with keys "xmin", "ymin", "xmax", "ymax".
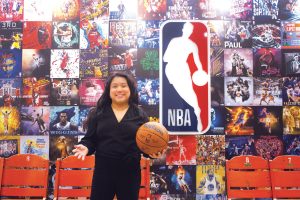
[
  {"xmin": 136, "ymin": 136, "xmax": 167, "ymax": 148},
  {"xmin": 137, "ymin": 127, "xmax": 169, "ymax": 144}
]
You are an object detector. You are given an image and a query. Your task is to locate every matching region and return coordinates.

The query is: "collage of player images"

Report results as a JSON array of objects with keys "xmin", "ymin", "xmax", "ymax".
[{"xmin": 0, "ymin": 0, "xmax": 300, "ymax": 199}]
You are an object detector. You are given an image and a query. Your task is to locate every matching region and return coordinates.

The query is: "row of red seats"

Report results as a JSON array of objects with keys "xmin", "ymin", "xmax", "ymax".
[
  {"xmin": 227, "ymin": 155, "xmax": 300, "ymax": 199},
  {"xmin": 0, "ymin": 154, "xmax": 150, "ymax": 199},
  {"xmin": 1, "ymin": 154, "xmax": 299, "ymax": 199}
]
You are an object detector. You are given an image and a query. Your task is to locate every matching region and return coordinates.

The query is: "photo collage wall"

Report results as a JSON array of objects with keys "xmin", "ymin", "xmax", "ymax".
[{"xmin": 0, "ymin": 0, "xmax": 300, "ymax": 199}]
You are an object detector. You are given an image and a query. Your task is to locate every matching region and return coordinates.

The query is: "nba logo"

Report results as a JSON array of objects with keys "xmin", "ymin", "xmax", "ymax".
[{"xmin": 160, "ymin": 21, "xmax": 210, "ymax": 134}]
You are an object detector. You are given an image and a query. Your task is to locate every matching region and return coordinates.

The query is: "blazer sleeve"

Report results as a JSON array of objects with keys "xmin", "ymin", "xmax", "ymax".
[{"xmin": 79, "ymin": 115, "xmax": 97, "ymax": 155}]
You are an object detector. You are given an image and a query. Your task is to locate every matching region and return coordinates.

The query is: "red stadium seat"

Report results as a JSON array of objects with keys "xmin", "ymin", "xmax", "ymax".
[
  {"xmin": 269, "ymin": 155, "xmax": 300, "ymax": 199},
  {"xmin": 226, "ymin": 155, "xmax": 272, "ymax": 199},
  {"xmin": 0, "ymin": 154, "xmax": 49, "ymax": 199},
  {"xmin": 54, "ymin": 155, "xmax": 95, "ymax": 199},
  {"xmin": 139, "ymin": 157, "xmax": 150, "ymax": 200}
]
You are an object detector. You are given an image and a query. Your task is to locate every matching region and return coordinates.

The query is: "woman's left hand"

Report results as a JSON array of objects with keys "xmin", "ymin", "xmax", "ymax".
[{"xmin": 149, "ymin": 149, "xmax": 166, "ymax": 159}]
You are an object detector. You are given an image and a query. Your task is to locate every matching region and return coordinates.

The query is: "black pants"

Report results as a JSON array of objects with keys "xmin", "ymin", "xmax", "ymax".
[{"xmin": 90, "ymin": 156, "xmax": 141, "ymax": 200}]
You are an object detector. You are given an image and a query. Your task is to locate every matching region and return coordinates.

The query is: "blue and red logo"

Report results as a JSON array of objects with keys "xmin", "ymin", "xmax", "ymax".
[{"xmin": 160, "ymin": 21, "xmax": 210, "ymax": 134}]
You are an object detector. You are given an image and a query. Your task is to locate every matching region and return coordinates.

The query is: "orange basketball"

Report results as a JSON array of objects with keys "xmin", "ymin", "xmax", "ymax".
[{"xmin": 136, "ymin": 122, "xmax": 169, "ymax": 155}]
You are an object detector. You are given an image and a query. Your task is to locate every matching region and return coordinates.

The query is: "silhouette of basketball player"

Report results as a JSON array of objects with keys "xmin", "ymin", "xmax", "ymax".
[
  {"xmin": 163, "ymin": 22, "xmax": 205, "ymax": 132},
  {"xmin": 2, "ymin": 110, "xmax": 11, "ymax": 135}
]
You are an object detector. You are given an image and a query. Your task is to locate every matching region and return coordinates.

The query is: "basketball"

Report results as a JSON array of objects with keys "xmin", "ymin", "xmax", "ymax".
[
  {"xmin": 192, "ymin": 70, "xmax": 208, "ymax": 86},
  {"xmin": 136, "ymin": 122, "xmax": 169, "ymax": 155}
]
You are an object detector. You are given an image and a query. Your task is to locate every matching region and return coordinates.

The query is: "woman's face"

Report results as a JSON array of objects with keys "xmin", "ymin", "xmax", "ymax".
[{"xmin": 110, "ymin": 76, "xmax": 131, "ymax": 105}]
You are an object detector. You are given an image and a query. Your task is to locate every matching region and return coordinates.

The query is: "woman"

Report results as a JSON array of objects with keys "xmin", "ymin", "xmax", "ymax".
[{"xmin": 73, "ymin": 72, "xmax": 160, "ymax": 199}]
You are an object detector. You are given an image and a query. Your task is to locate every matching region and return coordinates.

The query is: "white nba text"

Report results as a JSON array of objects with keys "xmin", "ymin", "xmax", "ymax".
[{"xmin": 168, "ymin": 109, "xmax": 191, "ymax": 127}]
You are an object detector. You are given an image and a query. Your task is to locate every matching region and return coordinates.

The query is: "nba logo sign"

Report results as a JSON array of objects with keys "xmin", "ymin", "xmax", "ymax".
[{"xmin": 160, "ymin": 21, "xmax": 210, "ymax": 134}]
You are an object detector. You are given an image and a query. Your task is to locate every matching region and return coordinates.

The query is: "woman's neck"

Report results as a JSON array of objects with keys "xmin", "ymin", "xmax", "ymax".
[{"xmin": 111, "ymin": 103, "xmax": 129, "ymax": 111}]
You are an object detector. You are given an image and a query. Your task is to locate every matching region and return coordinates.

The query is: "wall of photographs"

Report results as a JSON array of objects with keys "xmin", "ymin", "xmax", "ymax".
[{"xmin": 0, "ymin": 0, "xmax": 300, "ymax": 199}]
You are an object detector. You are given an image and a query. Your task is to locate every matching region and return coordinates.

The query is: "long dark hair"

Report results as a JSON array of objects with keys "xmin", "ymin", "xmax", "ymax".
[{"xmin": 90, "ymin": 72, "xmax": 139, "ymax": 118}]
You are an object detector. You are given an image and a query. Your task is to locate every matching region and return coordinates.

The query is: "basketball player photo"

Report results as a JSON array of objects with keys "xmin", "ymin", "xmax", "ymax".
[{"xmin": 160, "ymin": 21, "xmax": 210, "ymax": 135}]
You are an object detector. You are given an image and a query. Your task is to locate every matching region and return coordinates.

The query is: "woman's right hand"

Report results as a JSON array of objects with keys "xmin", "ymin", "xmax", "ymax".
[{"xmin": 72, "ymin": 144, "xmax": 88, "ymax": 160}]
